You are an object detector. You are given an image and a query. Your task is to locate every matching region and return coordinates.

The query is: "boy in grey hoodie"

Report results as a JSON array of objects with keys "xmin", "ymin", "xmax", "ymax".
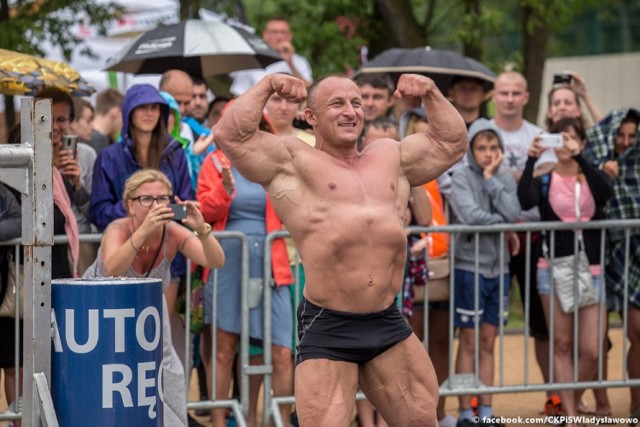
[{"xmin": 450, "ymin": 118, "xmax": 521, "ymax": 427}]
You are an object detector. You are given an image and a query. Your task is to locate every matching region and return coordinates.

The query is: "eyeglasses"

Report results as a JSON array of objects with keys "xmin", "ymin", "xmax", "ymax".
[{"xmin": 131, "ymin": 195, "xmax": 172, "ymax": 207}]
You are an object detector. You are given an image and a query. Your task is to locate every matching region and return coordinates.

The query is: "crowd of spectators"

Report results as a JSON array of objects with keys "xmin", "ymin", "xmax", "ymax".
[{"xmin": 0, "ymin": 14, "xmax": 639, "ymax": 427}]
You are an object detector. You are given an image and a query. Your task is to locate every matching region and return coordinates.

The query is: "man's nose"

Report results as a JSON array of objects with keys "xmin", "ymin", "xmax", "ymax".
[{"xmin": 343, "ymin": 103, "xmax": 357, "ymax": 116}]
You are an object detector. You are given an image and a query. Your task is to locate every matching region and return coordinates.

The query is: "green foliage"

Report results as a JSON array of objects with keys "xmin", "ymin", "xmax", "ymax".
[
  {"xmin": 456, "ymin": 6, "xmax": 505, "ymax": 47},
  {"xmin": 0, "ymin": 0, "xmax": 122, "ymax": 61}
]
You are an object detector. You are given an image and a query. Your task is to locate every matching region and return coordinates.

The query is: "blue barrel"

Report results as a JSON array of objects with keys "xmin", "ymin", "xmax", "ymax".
[{"xmin": 51, "ymin": 278, "xmax": 164, "ymax": 426}]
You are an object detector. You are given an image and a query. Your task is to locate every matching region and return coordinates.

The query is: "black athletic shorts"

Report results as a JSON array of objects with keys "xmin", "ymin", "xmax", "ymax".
[{"xmin": 295, "ymin": 297, "xmax": 412, "ymax": 365}]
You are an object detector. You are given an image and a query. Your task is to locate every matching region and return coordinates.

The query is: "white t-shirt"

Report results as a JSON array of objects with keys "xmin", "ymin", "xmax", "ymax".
[
  {"xmin": 492, "ymin": 119, "xmax": 557, "ymax": 174},
  {"xmin": 492, "ymin": 119, "xmax": 558, "ymax": 222},
  {"xmin": 229, "ymin": 53, "xmax": 313, "ymax": 96}
]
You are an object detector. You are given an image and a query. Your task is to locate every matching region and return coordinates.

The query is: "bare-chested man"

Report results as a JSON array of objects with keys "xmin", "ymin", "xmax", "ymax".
[{"xmin": 214, "ymin": 72, "xmax": 467, "ymax": 426}]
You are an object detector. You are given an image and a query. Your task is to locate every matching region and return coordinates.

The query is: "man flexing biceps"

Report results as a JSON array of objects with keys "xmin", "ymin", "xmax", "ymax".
[{"xmin": 214, "ymin": 72, "xmax": 467, "ymax": 426}]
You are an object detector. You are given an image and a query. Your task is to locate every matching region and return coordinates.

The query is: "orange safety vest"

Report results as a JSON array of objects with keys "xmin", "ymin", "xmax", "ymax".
[{"xmin": 423, "ymin": 180, "xmax": 449, "ymax": 258}]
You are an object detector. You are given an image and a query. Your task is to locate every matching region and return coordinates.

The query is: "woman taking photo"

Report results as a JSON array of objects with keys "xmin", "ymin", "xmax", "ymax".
[
  {"xmin": 85, "ymin": 169, "xmax": 224, "ymax": 426},
  {"xmin": 518, "ymin": 117, "xmax": 612, "ymax": 425}
]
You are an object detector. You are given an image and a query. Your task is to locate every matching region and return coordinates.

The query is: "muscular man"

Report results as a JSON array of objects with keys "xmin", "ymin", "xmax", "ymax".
[{"xmin": 214, "ymin": 73, "xmax": 467, "ymax": 426}]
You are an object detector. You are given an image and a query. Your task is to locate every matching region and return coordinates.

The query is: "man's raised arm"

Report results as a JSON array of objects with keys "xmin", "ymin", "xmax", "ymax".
[
  {"xmin": 213, "ymin": 74, "xmax": 307, "ymax": 186},
  {"xmin": 397, "ymin": 74, "xmax": 468, "ymax": 186}
]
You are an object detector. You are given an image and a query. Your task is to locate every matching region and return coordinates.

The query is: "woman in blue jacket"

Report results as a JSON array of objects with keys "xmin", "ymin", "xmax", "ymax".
[{"xmin": 90, "ymin": 84, "xmax": 193, "ymax": 232}]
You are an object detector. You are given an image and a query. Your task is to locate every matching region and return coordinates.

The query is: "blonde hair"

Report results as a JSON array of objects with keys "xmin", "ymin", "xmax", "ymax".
[{"xmin": 122, "ymin": 169, "xmax": 173, "ymax": 213}]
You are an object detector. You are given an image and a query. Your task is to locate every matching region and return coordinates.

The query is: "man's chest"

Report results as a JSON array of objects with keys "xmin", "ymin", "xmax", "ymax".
[{"xmin": 300, "ymin": 159, "xmax": 404, "ymax": 206}]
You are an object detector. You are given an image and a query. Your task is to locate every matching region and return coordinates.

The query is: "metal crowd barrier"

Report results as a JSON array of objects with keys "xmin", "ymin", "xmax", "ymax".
[{"xmin": 1, "ymin": 219, "xmax": 640, "ymax": 426}]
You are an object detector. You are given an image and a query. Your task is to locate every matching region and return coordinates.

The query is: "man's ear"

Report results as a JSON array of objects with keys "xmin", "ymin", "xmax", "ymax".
[{"xmin": 304, "ymin": 108, "xmax": 316, "ymax": 126}]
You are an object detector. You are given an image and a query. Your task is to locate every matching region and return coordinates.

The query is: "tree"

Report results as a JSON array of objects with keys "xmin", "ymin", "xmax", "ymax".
[{"xmin": 0, "ymin": 0, "xmax": 121, "ymax": 129}]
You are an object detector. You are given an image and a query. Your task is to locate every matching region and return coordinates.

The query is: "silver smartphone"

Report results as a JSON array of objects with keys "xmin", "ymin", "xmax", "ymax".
[
  {"xmin": 539, "ymin": 133, "xmax": 563, "ymax": 149},
  {"xmin": 61, "ymin": 134, "xmax": 78, "ymax": 157}
]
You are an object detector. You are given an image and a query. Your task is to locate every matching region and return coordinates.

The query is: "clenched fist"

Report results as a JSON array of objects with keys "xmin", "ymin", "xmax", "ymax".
[
  {"xmin": 394, "ymin": 74, "xmax": 437, "ymax": 99},
  {"xmin": 267, "ymin": 74, "xmax": 307, "ymax": 104}
]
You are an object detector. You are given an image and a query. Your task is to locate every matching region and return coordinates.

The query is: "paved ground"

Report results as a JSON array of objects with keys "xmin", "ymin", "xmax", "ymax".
[
  {"xmin": 187, "ymin": 327, "xmax": 637, "ymax": 426},
  {"xmin": 0, "ymin": 327, "xmax": 635, "ymax": 426}
]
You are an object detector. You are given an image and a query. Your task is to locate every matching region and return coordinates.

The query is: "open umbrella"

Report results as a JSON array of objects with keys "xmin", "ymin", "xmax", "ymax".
[
  {"xmin": 104, "ymin": 19, "xmax": 282, "ymax": 77},
  {"xmin": 356, "ymin": 47, "xmax": 496, "ymax": 95},
  {"xmin": 0, "ymin": 49, "xmax": 96, "ymax": 96}
]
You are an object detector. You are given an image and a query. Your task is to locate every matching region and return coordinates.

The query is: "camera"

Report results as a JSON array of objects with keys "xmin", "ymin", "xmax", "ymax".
[
  {"xmin": 168, "ymin": 204, "xmax": 187, "ymax": 221},
  {"xmin": 61, "ymin": 134, "xmax": 78, "ymax": 157},
  {"xmin": 553, "ymin": 73, "xmax": 572, "ymax": 85},
  {"xmin": 539, "ymin": 133, "xmax": 563, "ymax": 149}
]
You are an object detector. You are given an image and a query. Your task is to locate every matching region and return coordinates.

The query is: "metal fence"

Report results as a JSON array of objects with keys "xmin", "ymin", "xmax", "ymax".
[{"xmin": 1, "ymin": 220, "xmax": 640, "ymax": 426}]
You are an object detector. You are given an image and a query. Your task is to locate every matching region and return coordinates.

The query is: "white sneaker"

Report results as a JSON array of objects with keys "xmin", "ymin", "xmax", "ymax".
[{"xmin": 439, "ymin": 414, "xmax": 457, "ymax": 427}]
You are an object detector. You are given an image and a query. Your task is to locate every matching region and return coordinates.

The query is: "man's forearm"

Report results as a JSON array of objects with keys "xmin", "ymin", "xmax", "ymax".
[
  {"xmin": 214, "ymin": 76, "xmax": 275, "ymax": 147},
  {"xmin": 422, "ymin": 88, "xmax": 467, "ymax": 146}
]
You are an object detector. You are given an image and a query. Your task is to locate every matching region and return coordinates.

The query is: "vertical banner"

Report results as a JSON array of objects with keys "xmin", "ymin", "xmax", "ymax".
[{"xmin": 51, "ymin": 278, "xmax": 163, "ymax": 426}]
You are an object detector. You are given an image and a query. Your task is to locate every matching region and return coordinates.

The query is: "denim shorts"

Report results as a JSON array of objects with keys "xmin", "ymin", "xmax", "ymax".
[
  {"xmin": 453, "ymin": 269, "xmax": 511, "ymax": 328},
  {"xmin": 537, "ymin": 268, "xmax": 604, "ymax": 301}
]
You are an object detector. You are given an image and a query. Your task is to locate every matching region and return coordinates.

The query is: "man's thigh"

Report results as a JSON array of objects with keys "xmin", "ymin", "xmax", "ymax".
[
  {"xmin": 295, "ymin": 358, "xmax": 358, "ymax": 426},
  {"xmin": 358, "ymin": 334, "xmax": 439, "ymax": 427}
]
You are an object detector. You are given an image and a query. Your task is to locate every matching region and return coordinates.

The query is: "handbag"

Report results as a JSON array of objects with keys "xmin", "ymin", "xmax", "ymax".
[
  {"xmin": 413, "ymin": 254, "xmax": 451, "ymax": 303},
  {"xmin": 427, "ymin": 255, "xmax": 451, "ymax": 302},
  {"xmin": 0, "ymin": 253, "xmax": 24, "ymax": 319},
  {"xmin": 547, "ymin": 180, "xmax": 598, "ymax": 313},
  {"xmin": 551, "ymin": 250, "xmax": 597, "ymax": 313}
]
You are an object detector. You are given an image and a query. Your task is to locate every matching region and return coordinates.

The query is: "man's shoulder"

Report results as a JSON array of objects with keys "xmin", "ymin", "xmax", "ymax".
[
  {"xmin": 76, "ymin": 142, "xmax": 97, "ymax": 165},
  {"xmin": 521, "ymin": 120, "xmax": 543, "ymax": 134}
]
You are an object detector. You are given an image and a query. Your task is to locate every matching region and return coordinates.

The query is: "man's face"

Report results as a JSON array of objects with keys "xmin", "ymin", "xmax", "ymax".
[
  {"xmin": 263, "ymin": 20, "xmax": 292, "ymax": 50},
  {"xmin": 359, "ymin": 84, "xmax": 393, "ymax": 122},
  {"xmin": 547, "ymin": 87, "xmax": 581, "ymax": 124},
  {"xmin": 615, "ymin": 121, "xmax": 638, "ymax": 155},
  {"xmin": 492, "ymin": 76, "xmax": 529, "ymax": 120},
  {"xmin": 52, "ymin": 102, "xmax": 72, "ymax": 149},
  {"xmin": 265, "ymin": 94, "xmax": 299, "ymax": 131},
  {"xmin": 71, "ymin": 107, "xmax": 94, "ymax": 142},
  {"xmin": 449, "ymin": 80, "xmax": 485, "ymax": 112},
  {"xmin": 472, "ymin": 134, "xmax": 501, "ymax": 169},
  {"xmin": 305, "ymin": 77, "xmax": 364, "ymax": 147},
  {"xmin": 190, "ymin": 83, "xmax": 208, "ymax": 122}
]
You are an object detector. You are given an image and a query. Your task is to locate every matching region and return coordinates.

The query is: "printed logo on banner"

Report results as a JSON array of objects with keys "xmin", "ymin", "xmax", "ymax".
[
  {"xmin": 51, "ymin": 280, "xmax": 164, "ymax": 426},
  {"xmin": 52, "ymin": 306, "xmax": 162, "ymax": 419}
]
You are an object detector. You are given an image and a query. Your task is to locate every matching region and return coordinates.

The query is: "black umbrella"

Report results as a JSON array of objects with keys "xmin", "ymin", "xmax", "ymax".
[
  {"xmin": 356, "ymin": 47, "xmax": 496, "ymax": 94},
  {"xmin": 104, "ymin": 19, "xmax": 282, "ymax": 77}
]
